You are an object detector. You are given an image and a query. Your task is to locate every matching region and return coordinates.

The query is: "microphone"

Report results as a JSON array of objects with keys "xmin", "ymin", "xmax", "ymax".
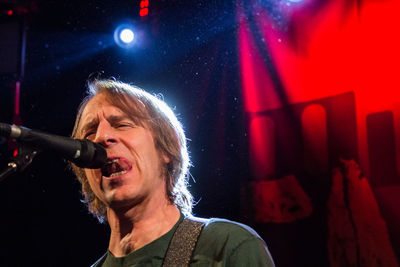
[{"xmin": 0, "ymin": 123, "xmax": 107, "ymax": 169}]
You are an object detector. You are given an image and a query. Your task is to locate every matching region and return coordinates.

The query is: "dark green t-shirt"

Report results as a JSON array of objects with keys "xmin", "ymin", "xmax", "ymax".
[{"xmin": 93, "ymin": 214, "xmax": 275, "ymax": 267}]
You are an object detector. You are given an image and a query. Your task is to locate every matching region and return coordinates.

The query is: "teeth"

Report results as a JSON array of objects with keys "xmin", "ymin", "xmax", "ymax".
[
  {"xmin": 106, "ymin": 158, "xmax": 119, "ymax": 164},
  {"xmin": 109, "ymin": 170, "xmax": 127, "ymax": 177}
]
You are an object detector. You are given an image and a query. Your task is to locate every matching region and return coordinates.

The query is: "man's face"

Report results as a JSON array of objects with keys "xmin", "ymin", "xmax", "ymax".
[{"xmin": 78, "ymin": 93, "xmax": 169, "ymax": 210}]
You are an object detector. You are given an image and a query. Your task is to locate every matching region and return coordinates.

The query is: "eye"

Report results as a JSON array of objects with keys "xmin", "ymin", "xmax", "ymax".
[
  {"xmin": 116, "ymin": 122, "xmax": 134, "ymax": 129},
  {"xmin": 83, "ymin": 131, "xmax": 95, "ymax": 139}
]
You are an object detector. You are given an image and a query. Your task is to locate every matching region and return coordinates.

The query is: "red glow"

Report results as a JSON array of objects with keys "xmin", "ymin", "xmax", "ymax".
[
  {"xmin": 238, "ymin": 0, "xmax": 400, "ymax": 262},
  {"xmin": 238, "ymin": 12, "xmax": 280, "ymax": 112},
  {"xmin": 327, "ymin": 160, "xmax": 398, "ymax": 266},
  {"xmin": 140, "ymin": 8, "xmax": 148, "ymax": 17},
  {"xmin": 139, "ymin": 0, "xmax": 149, "ymax": 16},
  {"xmin": 252, "ymin": 175, "xmax": 313, "ymax": 223},
  {"xmin": 238, "ymin": 0, "xmax": 400, "ymax": 179},
  {"xmin": 302, "ymin": 104, "xmax": 328, "ymax": 172},
  {"xmin": 250, "ymin": 116, "xmax": 275, "ymax": 179},
  {"xmin": 13, "ymin": 149, "xmax": 18, "ymax": 157},
  {"xmin": 7, "ymin": 9, "xmax": 13, "ymax": 16},
  {"xmin": 140, "ymin": 0, "xmax": 149, "ymax": 8}
]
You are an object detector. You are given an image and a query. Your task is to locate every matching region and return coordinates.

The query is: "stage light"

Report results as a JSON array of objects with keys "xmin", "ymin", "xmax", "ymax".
[
  {"xmin": 139, "ymin": 0, "xmax": 149, "ymax": 17},
  {"xmin": 287, "ymin": 0, "xmax": 304, "ymax": 2},
  {"xmin": 120, "ymin": 29, "xmax": 134, "ymax": 43},
  {"xmin": 114, "ymin": 24, "xmax": 135, "ymax": 49}
]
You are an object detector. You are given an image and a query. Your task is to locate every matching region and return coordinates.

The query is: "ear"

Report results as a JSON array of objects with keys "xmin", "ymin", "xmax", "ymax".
[{"xmin": 162, "ymin": 154, "xmax": 171, "ymax": 164}]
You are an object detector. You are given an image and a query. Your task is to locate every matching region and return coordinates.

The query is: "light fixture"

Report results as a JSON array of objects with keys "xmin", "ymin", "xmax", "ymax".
[{"xmin": 114, "ymin": 24, "xmax": 135, "ymax": 49}]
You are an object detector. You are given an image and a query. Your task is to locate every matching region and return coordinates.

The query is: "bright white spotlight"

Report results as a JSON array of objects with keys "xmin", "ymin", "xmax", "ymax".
[
  {"xmin": 114, "ymin": 24, "xmax": 136, "ymax": 49},
  {"xmin": 120, "ymin": 29, "xmax": 134, "ymax": 44}
]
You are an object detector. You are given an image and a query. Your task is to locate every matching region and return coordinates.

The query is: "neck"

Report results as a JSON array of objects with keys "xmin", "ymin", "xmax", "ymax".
[{"xmin": 107, "ymin": 197, "xmax": 180, "ymax": 257}]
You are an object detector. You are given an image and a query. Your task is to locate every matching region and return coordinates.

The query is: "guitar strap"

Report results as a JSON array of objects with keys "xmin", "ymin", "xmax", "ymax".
[{"xmin": 162, "ymin": 217, "xmax": 209, "ymax": 267}]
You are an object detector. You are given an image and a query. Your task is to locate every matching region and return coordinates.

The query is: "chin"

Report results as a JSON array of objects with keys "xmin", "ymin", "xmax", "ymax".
[{"xmin": 106, "ymin": 190, "xmax": 142, "ymax": 209}]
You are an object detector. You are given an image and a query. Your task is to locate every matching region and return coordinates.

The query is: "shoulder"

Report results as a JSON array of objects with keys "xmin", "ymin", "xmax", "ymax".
[
  {"xmin": 200, "ymin": 217, "xmax": 264, "ymax": 244},
  {"xmin": 192, "ymin": 217, "xmax": 275, "ymax": 266}
]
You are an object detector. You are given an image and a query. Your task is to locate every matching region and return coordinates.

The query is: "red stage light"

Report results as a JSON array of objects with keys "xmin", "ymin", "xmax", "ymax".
[
  {"xmin": 140, "ymin": 8, "xmax": 148, "ymax": 17},
  {"xmin": 140, "ymin": 0, "xmax": 149, "ymax": 8},
  {"xmin": 7, "ymin": 9, "xmax": 13, "ymax": 16},
  {"xmin": 139, "ymin": 0, "xmax": 149, "ymax": 17}
]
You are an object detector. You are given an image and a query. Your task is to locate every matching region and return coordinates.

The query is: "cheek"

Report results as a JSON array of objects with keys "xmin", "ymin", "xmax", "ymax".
[{"xmin": 84, "ymin": 169, "xmax": 102, "ymax": 192}]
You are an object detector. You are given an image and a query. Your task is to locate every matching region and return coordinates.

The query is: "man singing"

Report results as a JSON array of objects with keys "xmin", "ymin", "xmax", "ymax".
[{"xmin": 71, "ymin": 79, "xmax": 275, "ymax": 266}]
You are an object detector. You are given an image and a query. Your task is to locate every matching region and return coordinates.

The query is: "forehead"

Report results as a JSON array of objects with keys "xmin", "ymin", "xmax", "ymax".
[
  {"xmin": 76, "ymin": 92, "xmax": 151, "ymax": 136},
  {"xmin": 81, "ymin": 94, "xmax": 125, "ymax": 120}
]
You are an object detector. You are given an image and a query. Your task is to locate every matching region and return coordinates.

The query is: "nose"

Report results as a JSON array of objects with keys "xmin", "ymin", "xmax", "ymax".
[{"xmin": 93, "ymin": 121, "xmax": 117, "ymax": 147}]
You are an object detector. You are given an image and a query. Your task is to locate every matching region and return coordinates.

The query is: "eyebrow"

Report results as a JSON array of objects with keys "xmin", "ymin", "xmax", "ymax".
[
  {"xmin": 80, "ymin": 119, "xmax": 98, "ymax": 137},
  {"xmin": 79, "ymin": 115, "xmax": 132, "ymax": 137}
]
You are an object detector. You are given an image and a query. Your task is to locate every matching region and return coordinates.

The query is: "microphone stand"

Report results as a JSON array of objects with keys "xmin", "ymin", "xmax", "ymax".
[{"xmin": 0, "ymin": 145, "xmax": 39, "ymax": 183}]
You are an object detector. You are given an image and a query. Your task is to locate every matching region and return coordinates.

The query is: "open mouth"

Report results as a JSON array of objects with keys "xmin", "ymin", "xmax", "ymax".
[{"xmin": 101, "ymin": 158, "xmax": 132, "ymax": 178}]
